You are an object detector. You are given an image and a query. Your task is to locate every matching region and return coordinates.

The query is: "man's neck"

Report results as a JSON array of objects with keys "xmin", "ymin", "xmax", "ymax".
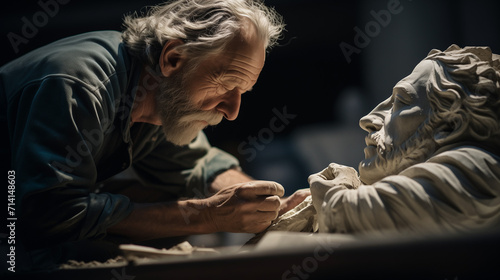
[{"xmin": 130, "ymin": 68, "xmax": 162, "ymax": 126}]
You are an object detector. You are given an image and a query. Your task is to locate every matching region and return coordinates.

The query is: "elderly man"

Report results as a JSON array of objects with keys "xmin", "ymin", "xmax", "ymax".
[
  {"xmin": 0, "ymin": 0, "xmax": 308, "ymax": 269},
  {"xmin": 309, "ymin": 45, "xmax": 500, "ymax": 235}
]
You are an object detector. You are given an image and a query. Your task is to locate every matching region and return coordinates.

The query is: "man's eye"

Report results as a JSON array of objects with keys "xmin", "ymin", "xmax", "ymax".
[
  {"xmin": 218, "ymin": 85, "xmax": 238, "ymax": 95},
  {"xmin": 215, "ymin": 85, "xmax": 227, "ymax": 95},
  {"xmin": 224, "ymin": 85, "xmax": 236, "ymax": 92}
]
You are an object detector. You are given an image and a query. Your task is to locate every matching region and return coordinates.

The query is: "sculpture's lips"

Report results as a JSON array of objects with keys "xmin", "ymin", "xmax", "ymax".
[
  {"xmin": 364, "ymin": 145, "xmax": 377, "ymax": 159},
  {"xmin": 364, "ymin": 135, "xmax": 379, "ymax": 159}
]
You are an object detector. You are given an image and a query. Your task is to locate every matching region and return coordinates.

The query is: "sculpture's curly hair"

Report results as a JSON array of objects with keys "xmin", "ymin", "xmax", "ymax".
[
  {"xmin": 425, "ymin": 45, "xmax": 500, "ymax": 148},
  {"xmin": 121, "ymin": 0, "xmax": 284, "ymax": 67}
]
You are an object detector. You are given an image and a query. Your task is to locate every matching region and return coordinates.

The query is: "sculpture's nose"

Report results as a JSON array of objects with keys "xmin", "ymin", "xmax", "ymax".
[{"xmin": 359, "ymin": 97, "xmax": 392, "ymax": 133}]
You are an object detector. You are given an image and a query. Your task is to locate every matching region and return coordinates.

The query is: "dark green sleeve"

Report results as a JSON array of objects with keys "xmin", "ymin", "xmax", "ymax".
[{"xmin": 10, "ymin": 77, "xmax": 132, "ymax": 249}]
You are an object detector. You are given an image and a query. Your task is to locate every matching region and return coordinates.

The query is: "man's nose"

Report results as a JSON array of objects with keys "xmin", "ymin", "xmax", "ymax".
[
  {"xmin": 216, "ymin": 91, "xmax": 241, "ymax": 121},
  {"xmin": 359, "ymin": 97, "xmax": 391, "ymax": 133}
]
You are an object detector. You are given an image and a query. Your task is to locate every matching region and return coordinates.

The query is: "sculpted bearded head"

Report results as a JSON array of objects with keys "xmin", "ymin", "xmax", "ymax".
[{"xmin": 359, "ymin": 45, "xmax": 500, "ymax": 184}]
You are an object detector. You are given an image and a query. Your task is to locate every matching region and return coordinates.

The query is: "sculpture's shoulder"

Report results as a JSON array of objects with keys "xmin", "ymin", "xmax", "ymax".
[
  {"xmin": 398, "ymin": 145, "xmax": 500, "ymax": 183},
  {"xmin": 421, "ymin": 145, "xmax": 500, "ymax": 184},
  {"xmin": 429, "ymin": 145, "xmax": 500, "ymax": 166}
]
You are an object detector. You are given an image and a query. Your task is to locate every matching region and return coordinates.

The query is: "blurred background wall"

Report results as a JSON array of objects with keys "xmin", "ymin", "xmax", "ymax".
[{"xmin": 2, "ymin": 0, "xmax": 499, "ymax": 195}]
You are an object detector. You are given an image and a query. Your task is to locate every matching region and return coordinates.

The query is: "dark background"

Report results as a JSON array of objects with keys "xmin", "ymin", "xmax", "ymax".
[{"xmin": 2, "ymin": 0, "xmax": 499, "ymax": 192}]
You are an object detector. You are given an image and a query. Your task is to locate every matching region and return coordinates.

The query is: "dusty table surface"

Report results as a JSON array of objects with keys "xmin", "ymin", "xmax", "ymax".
[{"xmin": 8, "ymin": 227, "xmax": 500, "ymax": 280}]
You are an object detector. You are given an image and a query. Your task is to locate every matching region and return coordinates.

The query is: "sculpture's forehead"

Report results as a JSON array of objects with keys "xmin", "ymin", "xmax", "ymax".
[{"xmin": 398, "ymin": 59, "xmax": 435, "ymax": 90}]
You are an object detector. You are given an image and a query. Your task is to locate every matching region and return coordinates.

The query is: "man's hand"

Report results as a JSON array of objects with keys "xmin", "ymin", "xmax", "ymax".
[
  {"xmin": 203, "ymin": 181, "xmax": 285, "ymax": 233},
  {"xmin": 279, "ymin": 188, "xmax": 311, "ymax": 216},
  {"xmin": 108, "ymin": 171, "xmax": 309, "ymax": 240}
]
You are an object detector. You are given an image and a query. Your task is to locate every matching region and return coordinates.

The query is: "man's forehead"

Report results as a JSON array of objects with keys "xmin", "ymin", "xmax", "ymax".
[
  {"xmin": 223, "ymin": 41, "xmax": 266, "ymax": 69},
  {"xmin": 223, "ymin": 20, "xmax": 266, "ymax": 67},
  {"xmin": 213, "ymin": 39, "xmax": 266, "ymax": 84},
  {"xmin": 211, "ymin": 52, "xmax": 263, "ymax": 81},
  {"xmin": 220, "ymin": 50, "xmax": 265, "ymax": 69}
]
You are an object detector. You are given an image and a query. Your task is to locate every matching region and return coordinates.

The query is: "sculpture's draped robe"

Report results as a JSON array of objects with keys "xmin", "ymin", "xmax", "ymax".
[{"xmin": 317, "ymin": 146, "xmax": 500, "ymax": 234}]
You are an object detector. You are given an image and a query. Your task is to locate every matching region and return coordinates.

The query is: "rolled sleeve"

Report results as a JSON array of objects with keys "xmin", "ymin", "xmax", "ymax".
[
  {"xmin": 82, "ymin": 192, "xmax": 133, "ymax": 239},
  {"xmin": 185, "ymin": 141, "xmax": 241, "ymax": 198}
]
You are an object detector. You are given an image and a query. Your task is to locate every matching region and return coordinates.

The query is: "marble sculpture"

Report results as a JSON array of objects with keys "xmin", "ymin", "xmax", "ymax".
[{"xmin": 264, "ymin": 45, "xmax": 500, "ymax": 237}]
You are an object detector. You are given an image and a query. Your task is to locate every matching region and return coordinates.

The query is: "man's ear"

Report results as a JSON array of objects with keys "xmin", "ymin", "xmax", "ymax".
[{"xmin": 159, "ymin": 39, "xmax": 185, "ymax": 77}]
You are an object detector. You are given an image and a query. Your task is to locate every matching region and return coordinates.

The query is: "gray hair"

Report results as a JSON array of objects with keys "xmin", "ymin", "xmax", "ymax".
[
  {"xmin": 424, "ymin": 44, "xmax": 500, "ymax": 147},
  {"xmin": 122, "ymin": 0, "xmax": 285, "ymax": 67}
]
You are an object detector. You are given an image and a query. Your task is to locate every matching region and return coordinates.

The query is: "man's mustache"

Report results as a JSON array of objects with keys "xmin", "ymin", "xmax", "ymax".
[{"xmin": 179, "ymin": 110, "xmax": 224, "ymax": 125}]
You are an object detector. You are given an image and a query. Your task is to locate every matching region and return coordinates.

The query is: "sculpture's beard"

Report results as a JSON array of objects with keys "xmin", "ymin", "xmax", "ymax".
[
  {"xmin": 359, "ymin": 121, "xmax": 437, "ymax": 184},
  {"xmin": 155, "ymin": 71, "xmax": 223, "ymax": 146}
]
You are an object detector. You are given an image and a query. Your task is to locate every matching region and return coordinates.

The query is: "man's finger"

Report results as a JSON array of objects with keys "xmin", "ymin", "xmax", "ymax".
[
  {"xmin": 279, "ymin": 189, "xmax": 311, "ymax": 214},
  {"xmin": 237, "ymin": 195, "xmax": 280, "ymax": 213},
  {"xmin": 257, "ymin": 195, "xmax": 281, "ymax": 212},
  {"xmin": 255, "ymin": 209, "xmax": 279, "ymax": 223},
  {"xmin": 238, "ymin": 181, "xmax": 285, "ymax": 198}
]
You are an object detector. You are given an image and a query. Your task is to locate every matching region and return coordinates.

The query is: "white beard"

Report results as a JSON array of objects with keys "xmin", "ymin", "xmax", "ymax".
[
  {"xmin": 359, "ymin": 122, "xmax": 437, "ymax": 184},
  {"xmin": 154, "ymin": 71, "xmax": 223, "ymax": 146},
  {"xmin": 165, "ymin": 110, "xmax": 223, "ymax": 146}
]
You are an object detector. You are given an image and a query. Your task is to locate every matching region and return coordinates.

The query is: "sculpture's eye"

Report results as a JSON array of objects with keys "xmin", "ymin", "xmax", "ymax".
[
  {"xmin": 392, "ymin": 88, "xmax": 412, "ymax": 111},
  {"xmin": 393, "ymin": 95, "xmax": 408, "ymax": 110}
]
